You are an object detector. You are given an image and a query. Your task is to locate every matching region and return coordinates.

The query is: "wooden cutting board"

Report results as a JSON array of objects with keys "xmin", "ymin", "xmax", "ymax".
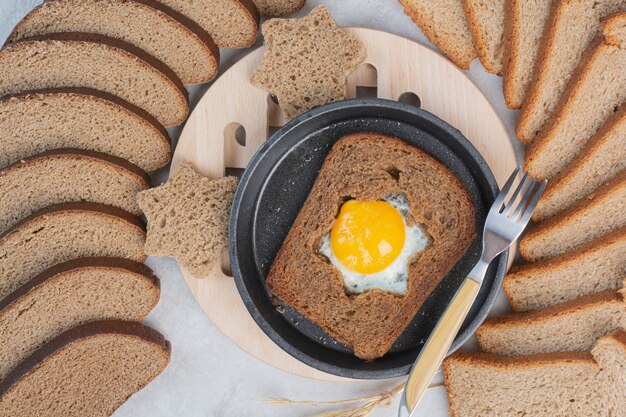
[{"xmin": 172, "ymin": 28, "xmax": 517, "ymax": 381}]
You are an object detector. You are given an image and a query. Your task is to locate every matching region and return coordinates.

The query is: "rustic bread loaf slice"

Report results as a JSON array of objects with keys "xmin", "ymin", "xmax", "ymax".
[
  {"xmin": 0, "ymin": 320, "xmax": 170, "ymax": 417},
  {"xmin": 504, "ymin": 227, "xmax": 626, "ymax": 311},
  {"xmin": 461, "ymin": 0, "xmax": 505, "ymax": 74},
  {"xmin": 502, "ymin": 0, "xmax": 553, "ymax": 109},
  {"xmin": 533, "ymin": 105, "xmax": 626, "ymax": 221},
  {"xmin": 515, "ymin": 0, "xmax": 624, "ymax": 143},
  {"xmin": 399, "ymin": 0, "xmax": 477, "ymax": 69},
  {"xmin": 0, "ymin": 202, "xmax": 145, "ymax": 302},
  {"xmin": 155, "ymin": 0, "xmax": 259, "ymax": 48},
  {"xmin": 251, "ymin": 5, "xmax": 366, "ymax": 120},
  {"xmin": 5, "ymin": 0, "xmax": 219, "ymax": 84},
  {"xmin": 520, "ymin": 171, "xmax": 626, "ymax": 261},
  {"xmin": 137, "ymin": 163, "xmax": 237, "ymax": 277},
  {"xmin": 0, "ymin": 88, "xmax": 170, "ymax": 172},
  {"xmin": 443, "ymin": 330, "xmax": 626, "ymax": 417},
  {"xmin": 0, "ymin": 32, "xmax": 188, "ymax": 127},
  {"xmin": 252, "ymin": 0, "xmax": 306, "ymax": 16},
  {"xmin": 266, "ymin": 133, "xmax": 476, "ymax": 360},
  {"xmin": 524, "ymin": 12, "xmax": 626, "ymax": 179},
  {"xmin": 477, "ymin": 288, "xmax": 626, "ymax": 355},
  {"xmin": 0, "ymin": 149, "xmax": 150, "ymax": 235},
  {"xmin": 0, "ymin": 257, "xmax": 159, "ymax": 381}
]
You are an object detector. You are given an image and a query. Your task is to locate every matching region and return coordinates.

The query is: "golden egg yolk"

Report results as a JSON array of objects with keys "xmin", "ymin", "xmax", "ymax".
[{"xmin": 330, "ymin": 200, "xmax": 406, "ymax": 274}]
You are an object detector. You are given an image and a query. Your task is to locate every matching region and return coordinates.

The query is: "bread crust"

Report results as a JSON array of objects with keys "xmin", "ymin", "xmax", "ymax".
[
  {"xmin": 502, "ymin": 0, "xmax": 518, "ymax": 107},
  {"xmin": 3, "ymin": 32, "xmax": 189, "ymax": 127},
  {"xmin": 0, "ymin": 320, "xmax": 171, "ymax": 412},
  {"xmin": 461, "ymin": 0, "xmax": 503, "ymax": 74},
  {"xmin": 399, "ymin": 0, "xmax": 477, "ymax": 69}
]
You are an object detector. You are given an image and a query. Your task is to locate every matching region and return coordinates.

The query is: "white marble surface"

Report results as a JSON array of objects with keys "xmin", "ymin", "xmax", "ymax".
[{"xmin": 0, "ymin": 1, "xmax": 524, "ymax": 416}]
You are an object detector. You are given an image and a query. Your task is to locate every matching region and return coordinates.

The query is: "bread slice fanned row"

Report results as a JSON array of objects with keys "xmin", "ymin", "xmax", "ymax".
[
  {"xmin": 0, "ymin": 149, "xmax": 150, "ymax": 235},
  {"xmin": 0, "ymin": 202, "xmax": 145, "ymax": 302},
  {"xmin": 156, "ymin": 0, "xmax": 259, "ymax": 48},
  {"xmin": 443, "ymin": 330, "xmax": 626, "ymax": 417},
  {"xmin": 504, "ymin": 227, "xmax": 626, "ymax": 312},
  {"xmin": 399, "ymin": 0, "xmax": 477, "ymax": 69},
  {"xmin": 461, "ymin": 0, "xmax": 505, "ymax": 74},
  {"xmin": 520, "ymin": 170, "xmax": 626, "ymax": 262},
  {"xmin": 0, "ymin": 257, "xmax": 159, "ymax": 381},
  {"xmin": 0, "ymin": 88, "xmax": 170, "ymax": 172},
  {"xmin": 5, "ymin": 0, "xmax": 219, "ymax": 85},
  {"xmin": 477, "ymin": 287, "xmax": 626, "ymax": 355},
  {"xmin": 0, "ymin": 320, "xmax": 170, "ymax": 417},
  {"xmin": 0, "ymin": 32, "xmax": 188, "ymax": 127},
  {"xmin": 524, "ymin": 11, "xmax": 626, "ymax": 180},
  {"xmin": 516, "ymin": 0, "xmax": 624, "ymax": 144},
  {"xmin": 533, "ymin": 105, "xmax": 626, "ymax": 221},
  {"xmin": 502, "ymin": 0, "xmax": 553, "ymax": 109},
  {"xmin": 252, "ymin": 0, "xmax": 306, "ymax": 16}
]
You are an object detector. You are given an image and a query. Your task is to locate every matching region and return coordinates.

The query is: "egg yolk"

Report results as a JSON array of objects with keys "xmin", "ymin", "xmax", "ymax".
[{"xmin": 330, "ymin": 200, "xmax": 406, "ymax": 274}]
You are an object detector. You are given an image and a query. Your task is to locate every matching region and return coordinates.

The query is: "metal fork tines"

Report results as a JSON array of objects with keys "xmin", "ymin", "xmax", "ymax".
[{"xmin": 479, "ymin": 166, "xmax": 547, "ymax": 272}]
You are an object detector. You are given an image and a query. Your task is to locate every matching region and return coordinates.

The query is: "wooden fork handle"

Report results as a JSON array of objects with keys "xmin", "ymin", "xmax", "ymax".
[{"xmin": 404, "ymin": 278, "xmax": 481, "ymax": 411}]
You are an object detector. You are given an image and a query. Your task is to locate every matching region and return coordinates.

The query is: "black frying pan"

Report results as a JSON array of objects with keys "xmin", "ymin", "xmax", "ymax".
[{"xmin": 229, "ymin": 99, "xmax": 507, "ymax": 379}]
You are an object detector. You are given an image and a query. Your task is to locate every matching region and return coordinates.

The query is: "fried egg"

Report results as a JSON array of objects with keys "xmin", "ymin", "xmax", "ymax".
[{"xmin": 319, "ymin": 194, "xmax": 429, "ymax": 296}]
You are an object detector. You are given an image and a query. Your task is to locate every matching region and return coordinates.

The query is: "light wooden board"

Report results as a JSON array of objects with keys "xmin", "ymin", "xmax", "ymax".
[{"xmin": 173, "ymin": 28, "xmax": 517, "ymax": 381}]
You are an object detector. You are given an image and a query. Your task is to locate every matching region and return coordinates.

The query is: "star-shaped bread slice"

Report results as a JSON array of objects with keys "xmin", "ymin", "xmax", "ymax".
[
  {"xmin": 137, "ymin": 163, "xmax": 237, "ymax": 277},
  {"xmin": 252, "ymin": 5, "xmax": 366, "ymax": 120}
]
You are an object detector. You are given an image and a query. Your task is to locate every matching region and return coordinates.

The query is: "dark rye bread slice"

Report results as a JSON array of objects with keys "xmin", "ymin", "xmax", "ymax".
[
  {"xmin": 0, "ymin": 257, "xmax": 159, "ymax": 381},
  {"xmin": 266, "ymin": 133, "xmax": 476, "ymax": 360},
  {"xmin": 0, "ymin": 32, "xmax": 188, "ymax": 127},
  {"xmin": 477, "ymin": 288, "xmax": 626, "ymax": 355},
  {"xmin": 0, "ymin": 88, "xmax": 170, "ymax": 172},
  {"xmin": 252, "ymin": 0, "xmax": 306, "ymax": 16},
  {"xmin": 520, "ymin": 171, "xmax": 626, "ymax": 261},
  {"xmin": 515, "ymin": 0, "xmax": 624, "ymax": 144},
  {"xmin": 399, "ymin": 0, "xmax": 478, "ymax": 69},
  {"xmin": 533, "ymin": 105, "xmax": 626, "ymax": 221},
  {"xmin": 504, "ymin": 227, "xmax": 626, "ymax": 312},
  {"xmin": 443, "ymin": 330, "xmax": 626, "ymax": 417},
  {"xmin": 156, "ymin": 0, "xmax": 259, "ymax": 48},
  {"xmin": 502, "ymin": 0, "xmax": 553, "ymax": 109},
  {"xmin": 524, "ymin": 11, "xmax": 626, "ymax": 179},
  {"xmin": 0, "ymin": 320, "xmax": 170, "ymax": 417},
  {"xmin": 5, "ymin": 0, "xmax": 219, "ymax": 85},
  {"xmin": 0, "ymin": 149, "xmax": 150, "ymax": 235},
  {"xmin": 0, "ymin": 202, "xmax": 146, "ymax": 302},
  {"xmin": 461, "ymin": 0, "xmax": 505, "ymax": 74}
]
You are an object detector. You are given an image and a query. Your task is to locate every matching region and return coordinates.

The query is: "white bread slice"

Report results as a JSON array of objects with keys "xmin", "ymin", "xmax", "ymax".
[
  {"xmin": 252, "ymin": 0, "xmax": 306, "ymax": 16},
  {"xmin": 6, "ymin": 0, "xmax": 219, "ymax": 85},
  {"xmin": 0, "ymin": 258, "xmax": 159, "ymax": 381},
  {"xmin": 477, "ymin": 287, "xmax": 626, "ymax": 355},
  {"xmin": 0, "ymin": 32, "xmax": 188, "ymax": 127},
  {"xmin": 502, "ymin": 0, "xmax": 553, "ymax": 109},
  {"xmin": 533, "ymin": 105, "xmax": 626, "ymax": 221},
  {"xmin": 399, "ymin": 0, "xmax": 477, "ymax": 69},
  {"xmin": 520, "ymin": 169, "xmax": 626, "ymax": 262},
  {"xmin": 0, "ymin": 202, "xmax": 146, "ymax": 301},
  {"xmin": 516, "ymin": 0, "xmax": 624, "ymax": 143},
  {"xmin": 461, "ymin": 0, "xmax": 505, "ymax": 74},
  {"xmin": 155, "ymin": 0, "xmax": 259, "ymax": 48},
  {"xmin": 0, "ymin": 88, "xmax": 171, "ymax": 172},
  {"xmin": 444, "ymin": 330, "xmax": 626, "ymax": 417},
  {"xmin": 0, "ymin": 320, "xmax": 170, "ymax": 417},
  {"xmin": 524, "ymin": 11, "xmax": 626, "ymax": 179},
  {"xmin": 504, "ymin": 227, "xmax": 626, "ymax": 312},
  {"xmin": 0, "ymin": 149, "xmax": 150, "ymax": 235}
]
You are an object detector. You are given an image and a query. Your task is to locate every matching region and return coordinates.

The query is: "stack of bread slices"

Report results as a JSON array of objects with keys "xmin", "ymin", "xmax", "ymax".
[
  {"xmin": 0, "ymin": 0, "xmax": 303, "ymax": 415},
  {"xmin": 400, "ymin": 1, "xmax": 626, "ymax": 415}
]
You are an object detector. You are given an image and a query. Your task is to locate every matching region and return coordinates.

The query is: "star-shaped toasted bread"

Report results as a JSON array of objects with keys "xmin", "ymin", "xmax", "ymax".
[
  {"xmin": 137, "ymin": 163, "xmax": 237, "ymax": 277},
  {"xmin": 252, "ymin": 5, "xmax": 366, "ymax": 120}
]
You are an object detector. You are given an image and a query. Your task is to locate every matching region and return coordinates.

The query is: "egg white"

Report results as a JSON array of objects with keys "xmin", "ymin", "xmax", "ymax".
[{"xmin": 319, "ymin": 194, "xmax": 429, "ymax": 296}]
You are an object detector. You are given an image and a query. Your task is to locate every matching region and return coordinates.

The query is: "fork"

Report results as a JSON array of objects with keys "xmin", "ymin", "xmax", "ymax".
[{"xmin": 398, "ymin": 167, "xmax": 547, "ymax": 417}]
